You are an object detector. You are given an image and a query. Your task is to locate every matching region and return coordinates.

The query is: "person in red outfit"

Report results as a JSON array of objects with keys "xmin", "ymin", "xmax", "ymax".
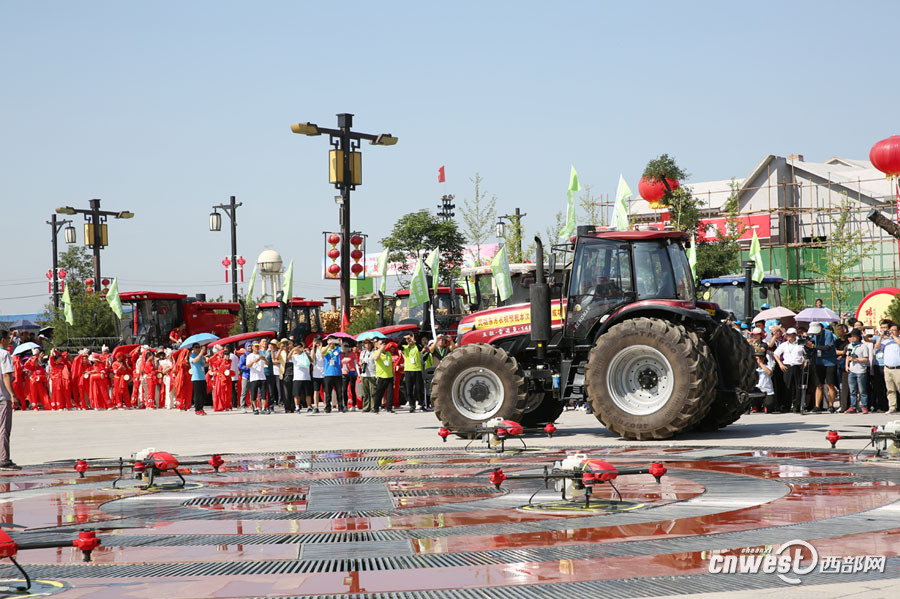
[
  {"xmin": 24, "ymin": 350, "xmax": 51, "ymax": 410},
  {"xmin": 69, "ymin": 350, "xmax": 89, "ymax": 410},
  {"xmin": 11, "ymin": 355, "xmax": 28, "ymax": 410},
  {"xmin": 171, "ymin": 348, "xmax": 192, "ymax": 410},
  {"xmin": 110, "ymin": 354, "xmax": 131, "ymax": 408},
  {"xmin": 210, "ymin": 347, "xmax": 233, "ymax": 412},
  {"xmin": 86, "ymin": 353, "xmax": 109, "ymax": 410},
  {"xmin": 48, "ymin": 350, "xmax": 71, "ymax": 410},
  {"xmin": 140, "ymin": 351, "xmax": 159, "ymax": 409}
]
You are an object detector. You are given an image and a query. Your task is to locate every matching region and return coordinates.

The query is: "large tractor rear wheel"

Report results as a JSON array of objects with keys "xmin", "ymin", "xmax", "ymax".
[
  {"xmin": 432, "ymin": 344, "xmax": 527, "ymax": 430},
  {"xmin": 692, "ymin": 325, "xmax": 756, "ymax": 431},
  {"xmin": 587, "ymin": 317, "xmax": 717, "ymax": 440}
]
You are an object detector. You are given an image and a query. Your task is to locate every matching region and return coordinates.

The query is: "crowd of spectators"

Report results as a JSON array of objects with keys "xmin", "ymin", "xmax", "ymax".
[{"xmin": 735, "ymin": 300, "xmax": 900, "ymax": 415}]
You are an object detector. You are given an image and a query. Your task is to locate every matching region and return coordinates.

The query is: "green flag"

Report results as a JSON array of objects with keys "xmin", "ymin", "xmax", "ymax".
[
  {"xmin": 409, "ymin": 256, "xmax": 430, "ymax": 307},
  {"xmin": 282, "ymin": 259, "xmax": 294, "ymax": 302},
  {"xmin": 750, "ymin": 229, "xmax": 764, "ymax": 283},
  {"xmin": 491, "ymin": 245, "xmax": 513, "ymax": 302},
  {"xmin": 560, "ymin": 165, "xmax": 581, "ymax": 241},
  {"xmin": 105, "ymin": 277, "xmax": 124, "ymax": 319},
  {"xmin": 246, "ymin": 264, "xmax": 258, "ymax": 301},
  {"xmin": 688, "ymin": 235, "xmax": 698, "ymax": 279},
  {"xmin": 376, "ymin": 249, "xmax": 389, "ymax": 295},
  {"xmin": 424, "ymin": 247, "xmax": 440, "ymax": 293},
  {"xmin": 614, "ymin": 174, "xmax": 632, "ymax": 231},
  {"xmin": 61, "ymin": 282, "xmax": 74, "ymax": 326}
]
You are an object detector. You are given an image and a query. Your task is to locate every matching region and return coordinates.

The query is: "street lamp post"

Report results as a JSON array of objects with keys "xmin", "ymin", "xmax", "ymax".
[
  {"xmin": 437, "ymin": 194, "xmax": 456, "ymax": 222},
  {"xmin": 46, "ymin": 213, "xmax": 74, "ymax": 309},
  {"xmin": 209, "ymin": 196, "xmax": 242, "ymax": 304},
  {"xmin": 56, "ymin": 199, "xmax": 134, "ymax": 293},
  {"xmin": 290, "ymin": 113, "xmax": 397, "ymax": 328},
  {"xmin": 497, "ymin": 208, "xmax": 527, "ymax": 260}
]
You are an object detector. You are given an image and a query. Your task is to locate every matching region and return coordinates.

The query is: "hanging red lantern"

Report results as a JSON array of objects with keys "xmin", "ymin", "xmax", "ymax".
[
  {"xmin": 85, "ymin": 278, "xmax": 94, "ymax": 288},
  {"xmin": 328, "ymin": 234, "xmax": 341, "ymax": 245},
  {"xmin": 101, "ymin": 278, "xmax": 110, "ymax": 287},
  {"xmin": 350, "ymin": 249, "xmax": 363, "ymax": 261},
  {"xmin": 350, "ymin": 263, "xmax": 364, "ymax": 275},
  {"xmin": 327, "ymin": 248, "xmax": 340, "ymax": 260},
  {"xmin": 328, "ymin": 264, "xmax": 341, "ymax": 275},
  {"xmin": 58, "ymin": 269, "xmax": 67, "ymax": 279},
  {"xmin": 638, "ymin": 176, "xmax": 680, "ymax": 209},
  {"xmin": 350, "ymin": 235, "xmax": 363, "ymax": 247},
  {"xmin": 870, "ymin": 136, "xmax": 900, "ymax": 178}
]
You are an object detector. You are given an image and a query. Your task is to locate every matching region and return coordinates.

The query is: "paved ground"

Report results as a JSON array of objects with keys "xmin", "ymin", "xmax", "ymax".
[
  {"xmin": 11, "ymin": 406, "xmax": 900, "ymax": 464},
  {"xmin": 2, "ymin": 408, "xmax": 898, "ymax": 598}
]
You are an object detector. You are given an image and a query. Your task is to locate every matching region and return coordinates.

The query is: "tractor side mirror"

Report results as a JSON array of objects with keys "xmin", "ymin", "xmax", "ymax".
[
  {"xmin": 548, "ymin": 253, "xmax": 557, "ymax": 275},
  {"xmin": 759, "ymin": 287, "xmax": 769, "ymax": 299}
]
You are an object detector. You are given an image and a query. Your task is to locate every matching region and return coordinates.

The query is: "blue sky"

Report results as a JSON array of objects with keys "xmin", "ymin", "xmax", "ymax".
[{"xmin": 2, "ymin": 1, "xmax": 899, "ymax": 313}]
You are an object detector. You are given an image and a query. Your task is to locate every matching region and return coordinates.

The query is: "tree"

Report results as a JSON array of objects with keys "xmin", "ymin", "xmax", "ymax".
[
  {"xmin": 805, "ymin": 192, "xmax": 875, "ymax": 316},
  {"xmin": 696, "ymin": 179, "xmax": 745, "ymax": 281},
  {"xmin": 885, "ymin": 293, "xmax": 900, "ymax": 326},
  {"xmin": 41, "ymin": 246, "xmax": 118, "ymax": 345},
  {"xmin": 380, "ymin": 210, "xmax": 467, "ymax": 287},
  {"xmin": 459, "ymin": 173, "xmax": 497, "ymax": 264},
  {"xmin": 578, "ymin": 184, "xmax": 603, "ymax": 227},
  {"xmin": 643, "ymin": 154, "xmax": 702, "ymax": 235},
  {"xmin": 533, "ymin": 210, "xmax": 566, "ymax": 261},
  {"xmin": 500, "ymin": 214, "xmax": 528, "ymax": 263}
]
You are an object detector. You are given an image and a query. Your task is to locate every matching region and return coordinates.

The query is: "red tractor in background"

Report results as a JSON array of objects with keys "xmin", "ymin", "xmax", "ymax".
[
  {"xmin": 370, "ymin": 287, "xmax": 468, "ymax": 342},
  {"xmin": 431, "ymin": 226, "xmax": 757, "ymax": 439},
  {"xmin": 119, "ymin": 292, "xmax": 240, "ymax": 347},
  {"xmin": 255, "ymin": 297, "xmax": 326, "ymax": 346}
]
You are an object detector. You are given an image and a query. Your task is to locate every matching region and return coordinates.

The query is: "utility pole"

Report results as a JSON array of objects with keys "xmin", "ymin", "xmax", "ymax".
[{"xmin": 56, "ymin": 200, "xmax": 134, "ymax": 293}]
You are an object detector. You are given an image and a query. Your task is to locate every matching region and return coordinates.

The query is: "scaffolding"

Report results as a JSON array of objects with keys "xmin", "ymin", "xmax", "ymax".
[{"xmin": 633, "ymin": 167, "xmax": 900, "ymax": 316}]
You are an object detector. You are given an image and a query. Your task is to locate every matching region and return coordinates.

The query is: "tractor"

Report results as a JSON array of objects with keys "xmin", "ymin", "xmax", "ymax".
[
  {"xmin": 119, "ymin": 292, "xmax": 240, "ymax": 347},
  {"xmin": 256, "ymin": 297, "xmax": 326, "ymax": 346},
  {"xmin": 431, "ymin": 226, "xmax": 757, "ymax": 439}
]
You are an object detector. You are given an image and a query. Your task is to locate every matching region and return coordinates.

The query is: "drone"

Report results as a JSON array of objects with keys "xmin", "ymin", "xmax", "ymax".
[
  {"xmin": 73, "ymin": 449, "xmax": 226, "ymax": 490},
  {"xmin": 0, "ymin": 524, "xmax": 100, "ymax": 594},
  {"xmin": 438, "ymin": 419, "xmax": 558, "ymax": 453},
  {"xmin": 484, "ymin": 453, "xmax": 667, "ymax": 508},
  {"xmin": 825, "ymin": 421, "xmax": 900, "ymax": 457}
]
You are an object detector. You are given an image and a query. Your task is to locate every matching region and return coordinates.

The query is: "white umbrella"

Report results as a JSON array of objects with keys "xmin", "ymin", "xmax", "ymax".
[
  {"xmin": 751, "ymin": 306, "xmax": 796, "ymax": 322},
  {"xmin": 794, "ymin": 307, "xmax": 840, "ymax": 323}
]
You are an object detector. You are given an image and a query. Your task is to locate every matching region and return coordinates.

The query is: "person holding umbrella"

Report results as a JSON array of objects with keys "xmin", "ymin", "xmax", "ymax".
[{"xmin": 189, "ymin": 344, "xmax": 208, "ymax": 415}]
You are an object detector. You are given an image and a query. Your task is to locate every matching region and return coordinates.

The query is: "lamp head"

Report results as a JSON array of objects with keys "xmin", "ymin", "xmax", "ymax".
[
  {"xmin": 290, "ymin": 122, "xmax": 321, "ymax": 136},
  {"xmin": 372, "ymin": 134, "xmax": 398, "ymax": 146}
]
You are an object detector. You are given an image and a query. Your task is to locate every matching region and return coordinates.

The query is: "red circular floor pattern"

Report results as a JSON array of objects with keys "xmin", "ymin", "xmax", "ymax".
[{"xmin": 0, "ymin": 446, "xmax": 897, "ymax": 598}]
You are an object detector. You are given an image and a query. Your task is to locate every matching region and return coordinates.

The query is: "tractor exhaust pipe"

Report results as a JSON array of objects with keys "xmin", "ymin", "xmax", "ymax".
[{"xmin": 531, "ymin": 236, "xmax": 551, "ymax": 361}]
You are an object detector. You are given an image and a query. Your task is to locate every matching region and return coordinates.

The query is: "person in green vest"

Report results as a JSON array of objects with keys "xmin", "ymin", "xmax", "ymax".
[
  {"xmin": 371, "ymin": 338, "xmax": 395, "ymax": 414},
  {"xmin": 401, "ymin": 333, "xmax": 426, "ymax": 412}
]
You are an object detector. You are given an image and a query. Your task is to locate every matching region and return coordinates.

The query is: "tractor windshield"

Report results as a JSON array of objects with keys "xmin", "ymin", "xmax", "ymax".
[
  {"xmin": 633, "ymin": 241, "xmax": 692, "ymax": 301},
  {"xmin": 129, "ymin": 299, "xmax": 181, "ymax": 345},
  {"xmin": 257, "ymin": 308, "xmax": 279, "ymax": 333},
  {"xmin": 393, "ymin": 296, "xmax": 425, "ymax": 327},
  {"xmin": 566, "ymin": 238, "xmax": 633, "ymax": 337}
]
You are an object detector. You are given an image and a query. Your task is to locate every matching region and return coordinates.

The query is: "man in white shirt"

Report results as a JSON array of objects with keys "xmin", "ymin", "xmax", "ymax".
[
  {"xmin": 0, "ymin": 330, "xmax": 21, "ymax": 469},
  {"xmin": 246, "ymin": 342, "xmax": 268, "ymax": 415},
  {"xmin": 881, "ymin": 324, "xmax": 900, "ymax": 413},
  {"xmin": 229, "ymin": 347, "xmax": 241, "ymax": 410},
  {"xmin": 773, "ymin": 328, "xmax": 807, "ymax": 414}
]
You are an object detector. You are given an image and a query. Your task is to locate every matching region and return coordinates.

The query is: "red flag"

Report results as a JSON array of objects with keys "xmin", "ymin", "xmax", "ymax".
[
  {"xmin": 438, "ymin": 165, "xmax": 445, "ymax": 183},
  {"xmin": 341, "ymin": 309, "xmax": 350, "ymax": 332}
]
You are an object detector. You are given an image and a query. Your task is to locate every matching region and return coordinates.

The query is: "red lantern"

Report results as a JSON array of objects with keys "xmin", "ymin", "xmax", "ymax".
[
  {"xmin": 328, "ymin": 264, "xmax": 341, "ymax": 275},
  {"xmin": 85, "ymin": 278, "xmax": 94, "ymax": 287},
  {"xmin": 351, "ymin": 263, "xmax": 364, "ymax": 275},
  {"xmin": 350, "ymin": 235, "xmax": 363, "ymax": 246},
  {"xmin": 350, "ymin": 249, "xmax": 363, "ymax": 261},
  {"xmin": 328, "ymin": 234, "xmax": 341, "ymax": 245},
  {"xmin": 327, "ymin": 248, "xmax": 340, "ymax": 260},
  {"xmin": 101, "ymin": 278, "xmax": 110, "ymax": 287},
  {"xmin": 638, "ymin": 176, "xmax": 680, "ymax": 209},
  {"xmin": 58, "ymin": 268, "xmax": 67, "ymax": 279},
  {"xmin": 870, "ymin": 136, "xmax": 900, "ymax": 178}
]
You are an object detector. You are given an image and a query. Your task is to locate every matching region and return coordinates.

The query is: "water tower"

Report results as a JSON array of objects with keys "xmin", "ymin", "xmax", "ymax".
[{"xmin": 256, "ymin": 248, "xmax": 283, "ymax": 301}]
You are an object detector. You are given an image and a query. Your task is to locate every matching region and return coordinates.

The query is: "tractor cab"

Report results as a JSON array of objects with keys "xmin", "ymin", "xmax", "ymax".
[
  {"xmin": 119, "ymin": 292, "xmax": 240, "ymax": 347},
  {"xmin": 256, "ymin": 297, "xmax": 325, "ymax": 346},
  {"xmin": 389, "ymin": 287, "xmax": 467, "ymax": 337},
  {"xmin": 460, "ymin": 263, "xmax": 544, "ymax": 312},
  {"xmin": 563, "ymin": 230, "xmax": 696, "ymax": 340},
  {"xmin": 699, "ymin": 275, "xmax": 783, "ymax": 323}
]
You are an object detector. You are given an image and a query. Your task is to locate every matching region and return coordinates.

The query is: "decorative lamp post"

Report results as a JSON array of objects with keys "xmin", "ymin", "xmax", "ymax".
[
  {"xmin": 209, "ymin": 195, "xmax": 245, "ymax": 332},
  {"xmin": 290, "ymin": 113, "xmax": 396, "ymax": 328},
  {"xmin": 497, "ymin": 208, "xmax": 527, "ymax": 260},
  {"xmin": 55, "ymin": 200, "xmax": 133, "ymax": 293},
  {"xmin": 46, "ymin": 213, "xmax": 74, "ymax": 309}
]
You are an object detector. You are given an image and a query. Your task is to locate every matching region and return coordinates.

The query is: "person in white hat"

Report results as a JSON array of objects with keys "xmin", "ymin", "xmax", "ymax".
[{"xmin": 773, "ymin": 328, "xmax": 807, "ymax": 413}]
